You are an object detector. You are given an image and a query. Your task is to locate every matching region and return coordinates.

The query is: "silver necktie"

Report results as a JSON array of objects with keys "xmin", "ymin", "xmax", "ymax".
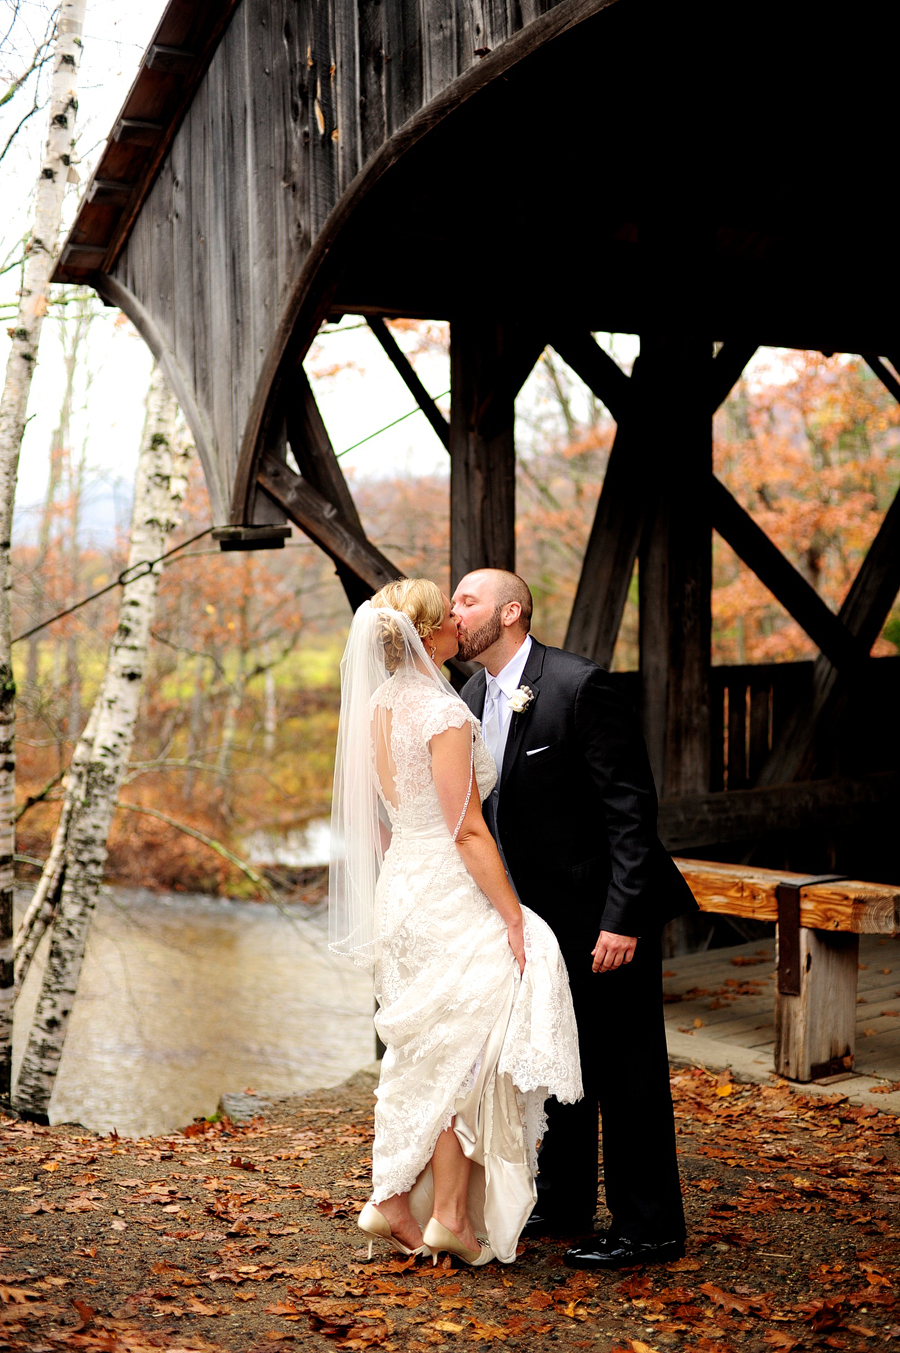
[{"xmin": 483, "ymin": 677, "xmax": 503, "ymax": 772}]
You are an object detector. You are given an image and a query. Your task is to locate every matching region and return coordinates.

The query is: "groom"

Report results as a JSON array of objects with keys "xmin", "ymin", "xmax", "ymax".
[{"xmin": 452, "ymin": 568, "xmax": 697, "ymax": 1269}]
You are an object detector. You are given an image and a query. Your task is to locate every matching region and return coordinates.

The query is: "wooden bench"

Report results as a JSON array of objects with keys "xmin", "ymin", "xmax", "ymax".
[{"xmin": 673, "ymin": 859, "xmax": 900, "ymax": 1082}]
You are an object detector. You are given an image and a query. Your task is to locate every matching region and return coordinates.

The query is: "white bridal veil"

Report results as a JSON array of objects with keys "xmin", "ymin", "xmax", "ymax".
[{"xmin": 328, "ymin": 600, "xmax": 463, "ymax": 968}]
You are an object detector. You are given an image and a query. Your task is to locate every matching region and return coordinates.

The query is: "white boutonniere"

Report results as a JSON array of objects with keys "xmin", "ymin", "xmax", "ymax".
[{"xmin": 508, "ymin": 685, "xmax": 535, "ymax": 715}]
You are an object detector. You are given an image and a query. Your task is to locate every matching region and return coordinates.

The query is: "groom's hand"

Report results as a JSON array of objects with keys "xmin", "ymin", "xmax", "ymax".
[{"xmin": 591, "ymin": 931, "xmax": 637, "ymax": 973}]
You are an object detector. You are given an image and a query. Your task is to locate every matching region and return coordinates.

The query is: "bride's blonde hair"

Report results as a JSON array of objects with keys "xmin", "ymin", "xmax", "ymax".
[{"xmin": 370, "ymin": 579, "xmax": 445, "ymax": 672}]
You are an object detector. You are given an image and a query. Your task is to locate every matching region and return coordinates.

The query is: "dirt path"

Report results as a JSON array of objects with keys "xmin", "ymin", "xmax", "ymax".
[{"xmin": 1, "ymin": 1067, "xmax": 898, "ymax": 1352}]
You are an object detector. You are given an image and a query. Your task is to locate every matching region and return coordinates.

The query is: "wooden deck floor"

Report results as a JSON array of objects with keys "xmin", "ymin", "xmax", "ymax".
[{"xmin": 662, "ymin": 933, "xmax": 900, "ymax": 1109}]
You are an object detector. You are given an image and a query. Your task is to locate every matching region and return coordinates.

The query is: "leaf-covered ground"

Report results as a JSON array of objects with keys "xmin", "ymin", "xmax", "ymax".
[{"xmin": 1, "ymin": 1065, "xmax": 898, "ymax": 1352}]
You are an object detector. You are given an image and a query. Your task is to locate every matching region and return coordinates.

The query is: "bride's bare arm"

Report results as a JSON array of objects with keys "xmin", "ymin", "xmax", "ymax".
[{"xmin": 431, "ymin": 723, "xmax": 525, "ymax": 974}]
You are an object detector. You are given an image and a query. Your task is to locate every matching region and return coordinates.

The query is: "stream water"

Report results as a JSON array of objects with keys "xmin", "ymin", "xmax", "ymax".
[{"xmin": 13, "ymin": 887, "xmax": 373, "ymax": 1139}]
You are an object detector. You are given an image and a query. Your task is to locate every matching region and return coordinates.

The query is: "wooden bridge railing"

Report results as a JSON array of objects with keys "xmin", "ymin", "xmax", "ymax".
[
  {"xmin": 674, "ymin": 858, "xmax": 900, "ymax": 1082},
  {"xmin": 609, "ymin": 657, "xmax": 899, "ymax": 852}
]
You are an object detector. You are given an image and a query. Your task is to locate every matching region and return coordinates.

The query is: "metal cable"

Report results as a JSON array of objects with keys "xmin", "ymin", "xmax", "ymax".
[
  {"xmin": 12, "ymin": 384, "xmax": 450, "ymax": 643},
  {"xmin": 11, "ymin": 526, "xmax": 214, "ymax": 645}
]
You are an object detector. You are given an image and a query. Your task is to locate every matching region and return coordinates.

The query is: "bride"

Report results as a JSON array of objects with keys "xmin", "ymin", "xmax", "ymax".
[{"xmin": 329, "ymin": 579, "xmax": 581, "ymax": 1267}]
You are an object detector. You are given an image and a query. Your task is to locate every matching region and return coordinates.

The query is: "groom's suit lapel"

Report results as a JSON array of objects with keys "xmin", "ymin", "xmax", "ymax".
[{"xmin": 500, "ymin": 639, "xmax": 546, "ymax": 790}]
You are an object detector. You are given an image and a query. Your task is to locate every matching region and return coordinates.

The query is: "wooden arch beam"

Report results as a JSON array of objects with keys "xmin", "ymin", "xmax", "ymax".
[
  {"xmin": 95, "ymin": 274, "xmax": 230, "ymax": 523},
  {"xmin": 231, "ymin": 0, "xmax": 619, "ymax": 528}
]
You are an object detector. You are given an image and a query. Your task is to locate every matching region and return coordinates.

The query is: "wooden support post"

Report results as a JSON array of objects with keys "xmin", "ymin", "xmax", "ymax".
[
  {"xmin": 774, "ymin": 926, "xmax": 858, "ymax": 1081},
  {"xmin": 449, "ymin": 319, "xmax": 542, "ymax": 583},
  {"xmin": 558, "ymin": 338, "xmax": 758, "ymax": 668},
  {"xmin": 638, "ymin": 333, "xmax": 712, "ymax": 796}
]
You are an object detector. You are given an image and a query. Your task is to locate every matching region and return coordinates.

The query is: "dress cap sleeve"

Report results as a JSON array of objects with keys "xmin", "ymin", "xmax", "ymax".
[{"xmin": 421, "ymin": 694, "xmax": 474, "ymax": 745}]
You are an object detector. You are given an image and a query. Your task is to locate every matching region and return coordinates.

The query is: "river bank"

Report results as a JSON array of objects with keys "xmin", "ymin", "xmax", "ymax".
[
  {"xmin": 12, "ymin": 885, "xmax": 371, "ymax": 1138},
  {"xmin": 1, "ymin": 1064, "xmax": 899, "ymax": 1352}
]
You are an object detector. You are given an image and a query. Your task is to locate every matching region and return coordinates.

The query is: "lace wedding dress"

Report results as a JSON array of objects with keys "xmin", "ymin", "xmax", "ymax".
[{"xmin": 369, "ymin": 670, "xmax": 582, "ymax": 1264}]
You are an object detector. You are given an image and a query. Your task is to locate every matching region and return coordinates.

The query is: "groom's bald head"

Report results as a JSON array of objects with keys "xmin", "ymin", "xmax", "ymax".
[
  {"xmin": 451, "ymin": 569, "xmax": 533, "ymax": 667},
  {"xmin": 481, "ymin": 570, "xmax": 533, "ymax": 634}
]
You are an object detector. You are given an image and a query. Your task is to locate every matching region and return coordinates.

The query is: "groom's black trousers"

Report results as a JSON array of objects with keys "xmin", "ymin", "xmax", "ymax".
[{"xmin": 535, "ymin": 933, "xmax": 685, "ymax": 1242}]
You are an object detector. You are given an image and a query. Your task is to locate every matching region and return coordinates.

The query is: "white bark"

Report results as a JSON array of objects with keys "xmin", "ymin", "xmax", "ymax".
[
  {"xmin": 13, "ymin": 367, "xmax": 191, "ymax": 1120},
  {"xmin": 13, "ymin": 700, "xmax": 100, "ymax": 989},
  {"xmin": 0, "ymin": 0, "xmax": 88, "ymax": 1105}
]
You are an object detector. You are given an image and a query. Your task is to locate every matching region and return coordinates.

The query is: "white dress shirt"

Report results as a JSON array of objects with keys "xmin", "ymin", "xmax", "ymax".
[{"xmin": 482, "ymin": 635, "xmax": 532, "ymax": 774}]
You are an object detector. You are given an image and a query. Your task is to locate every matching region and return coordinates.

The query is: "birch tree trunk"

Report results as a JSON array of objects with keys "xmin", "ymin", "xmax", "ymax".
[
  {"xmin": 14, "ymin": 367, "xmax": 191, "ymax": 1120},
  {"xmin": 13, "ymin": 700, "xmax": 100, "ymax": 990},
  {"xmin": 0, "ymin": 0, "xmax": 88, "ymax": 1103}
]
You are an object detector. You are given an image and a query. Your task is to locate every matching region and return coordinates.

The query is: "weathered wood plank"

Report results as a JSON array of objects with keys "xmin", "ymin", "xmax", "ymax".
[
  {"xmin": 368, "ymin": 317, "xmax": 450, "ymax": 450},
  {"xmin": 308, "ymin": 1, "xmax": 338, "ymax": 240},
  {"xmin": 334, "ymin": 0, "xmax": 362, "ymax": 193},
  {"xmin": 188, "ymin": 65, "xmax": 213, "ymax": 462},
  {"xmin": 204, "ymin": 38, "xmax": 237, "ymax": 488},
  {"xmin": 383, "ymin": 0, "xmax": 422, "ymax": 136},
  {"xmin": 149, "ymin": 161, "xmax": 176, "ymax": 355},
  {"xmin": 223, "ymin": 7, "xmax": 250, "ymax": 485},
  {"xmin": 169, "ymin": 119, "xmax": 193, "ymax": 395},
  {"xmin": 660, "ymin": 771, "xmax": 899, "ymax": 853},
  {"xmin": 422, "ymin": 2, "xmax": 458, "ymax": 103},
  {"xmin": 357, "ymin": 0, "xmax": 387, "ymax": 164},
  {"xmin": 674, "ymin": 854, "xmax": 900, "ymax": 936}
]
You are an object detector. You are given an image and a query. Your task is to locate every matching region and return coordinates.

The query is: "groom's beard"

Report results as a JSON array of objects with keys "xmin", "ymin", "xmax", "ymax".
[{"xmin": 456, "ymin": 606, "xmax": 503, "ymax": 662}]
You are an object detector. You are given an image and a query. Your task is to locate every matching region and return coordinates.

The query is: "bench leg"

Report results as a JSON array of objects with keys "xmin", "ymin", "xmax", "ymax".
[{"xmin": 774, "ymin": 928, "xmax": 858, "ymax": 1081}]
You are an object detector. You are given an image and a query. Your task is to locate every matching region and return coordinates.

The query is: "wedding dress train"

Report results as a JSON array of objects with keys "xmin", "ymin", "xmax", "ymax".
[{"xmin": 368, "ymin": 671, "xmax": 581, "ymax": 1264}]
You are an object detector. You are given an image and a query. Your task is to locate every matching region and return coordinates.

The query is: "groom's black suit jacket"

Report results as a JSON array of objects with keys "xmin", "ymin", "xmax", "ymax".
[{"xmin": 460, "ymin": 640, "xmax": 696, "ymax": 953}]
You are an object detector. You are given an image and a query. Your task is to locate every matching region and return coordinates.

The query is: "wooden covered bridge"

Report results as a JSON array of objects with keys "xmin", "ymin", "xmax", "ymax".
[{"xmin": 53, "ymin": 0, "xmax": 900, "ymax": 1080}]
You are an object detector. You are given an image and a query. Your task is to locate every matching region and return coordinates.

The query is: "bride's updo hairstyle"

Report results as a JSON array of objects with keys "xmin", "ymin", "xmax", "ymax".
[{"xmin": 370, "ymin": 579, "xmax": 444, "ymax": 672}]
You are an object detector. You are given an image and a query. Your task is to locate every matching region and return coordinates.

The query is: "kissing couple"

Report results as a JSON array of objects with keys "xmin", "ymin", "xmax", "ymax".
[{"xmin": 329, "ymin": 569, "xmax": 697, "ymax": 1268}]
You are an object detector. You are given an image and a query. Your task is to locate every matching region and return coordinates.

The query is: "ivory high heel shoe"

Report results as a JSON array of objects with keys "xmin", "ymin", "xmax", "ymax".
[
  {"xmin": 423, "ymin": 1217, "xmax": 494, "ymax": 1267},
  {"xmin": 357, "ymin": 1202, "xmax": 425, "ymax": 1260}
]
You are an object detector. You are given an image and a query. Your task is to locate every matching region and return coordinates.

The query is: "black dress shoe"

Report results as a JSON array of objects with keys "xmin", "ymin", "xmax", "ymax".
[
  {"xmin": 564, "ymin": 1234, "xmax": 686, "ymax": 1269},
  {"xmin": 521, "ymin": 1211, "xmax": 594, "ymax": 1238}
]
